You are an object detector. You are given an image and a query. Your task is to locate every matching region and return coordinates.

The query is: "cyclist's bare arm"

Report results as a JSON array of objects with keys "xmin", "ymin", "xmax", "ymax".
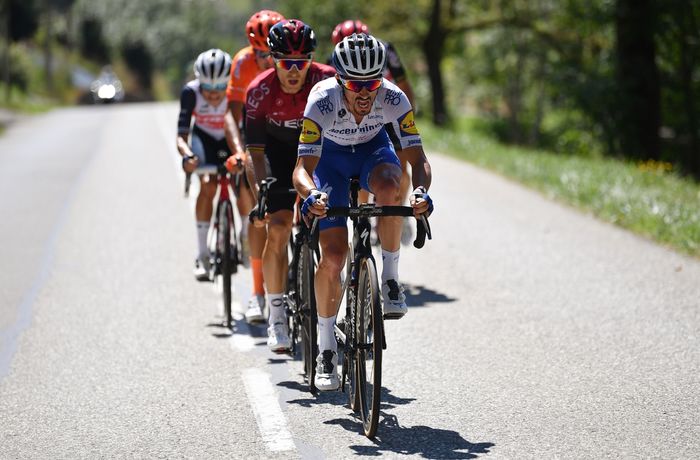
[
  {"xmin": 293, "ymin": 156, "xmax": 327, "ymax": 218},
  {"xmin": 399, "ymin": 145, "xmax": 432, "ymax": 216},
  {"xmin": 248, "ymin": 146, "xmax": 268, "ymax": 192},
  {"xmin": 228, "ymin": 100, "xmax": 245, "ymax": 125},
  {"xmin": 399, "ymin": 145, "xmax": 432, "ymax": 190},
  {"xmin": 176, "ymin": 134, "xmax": 199, "ymax": 173},
  {"xmin": 224, "ymin": 110, "xmax": 245, "ymax": 165},
  {"xmin": 293, "ymin": 155, "xmax": 319, "ymax": 198}
]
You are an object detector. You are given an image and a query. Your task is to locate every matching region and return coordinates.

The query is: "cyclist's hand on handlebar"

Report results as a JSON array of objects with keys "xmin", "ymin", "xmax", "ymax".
[
  {"xmin": 410, "ymin": 186, "xmax": 433, "ymax": 217},
  {"xmin": 224, "ymin": 153, "xmax": 245, "ymax": 173},
  {"xmin": 182, "ymin": 155, "xmax": 199, "ymax": 173},
  {"xmin": 248, "ymin": 205, "xmax": 268, "ymax": 228},
  {"xmin": 301, "ymin": 190, "xmax": 328, "ymax": 219}
]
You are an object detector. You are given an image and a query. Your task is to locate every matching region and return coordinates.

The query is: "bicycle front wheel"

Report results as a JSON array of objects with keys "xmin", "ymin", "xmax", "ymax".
[
  {"xmin": 299, "ymin": 243, "xmax": 318, "ymax": 393},
  {"xmin": 218, "ymin": 200, "xmax": 234, "ymax": 327},
  {"xmin": 355, "ymin": 256, "xmax": 383, "ymax": 438}
]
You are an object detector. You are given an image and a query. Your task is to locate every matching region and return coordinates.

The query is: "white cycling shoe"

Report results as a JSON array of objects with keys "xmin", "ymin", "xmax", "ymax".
[
  {"xmin": 267, "ymin": 322, "xmax": 291, "ymax": 352},
  {"xmin": 382, "ymin": 279, "xmax": 407, "ymax": 319},
  {"xmin": 245, "ymin": 295, "xmax": 265, "ymax": 324},
  {"xmin": 193, "ymin": 255, "xmax": 211, "ymax": 282},
  {"xmin": 314, "ymin": 350, "xmax": 340, "ymax": 391}
]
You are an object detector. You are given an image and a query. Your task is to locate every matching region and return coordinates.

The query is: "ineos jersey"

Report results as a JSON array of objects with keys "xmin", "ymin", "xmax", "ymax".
[
  {"xmin": 177, "ymin": 80, "xmax": 228, "ymax": 140},
  {"xmin": 245, "ymin": 63, "xmax": 336, "ymax": 149},
  {"xmin": 298, "ymin": 78, "xmax": 421, "ymax": 157}
]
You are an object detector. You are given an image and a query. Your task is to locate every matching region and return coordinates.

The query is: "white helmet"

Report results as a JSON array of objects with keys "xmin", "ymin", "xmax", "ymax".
[
  {"xmin": 193, "ymin": 48, "xmax": 232, "ymax": 88},
  {"xmin": 332, "ymin": 33, "xmax": 386, "ymax": 79}
]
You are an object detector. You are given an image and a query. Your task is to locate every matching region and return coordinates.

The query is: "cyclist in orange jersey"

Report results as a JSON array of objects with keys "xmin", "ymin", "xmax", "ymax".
[{"xmin": 225, "ymin": 10, "xmax": 285, "ymax": 324}]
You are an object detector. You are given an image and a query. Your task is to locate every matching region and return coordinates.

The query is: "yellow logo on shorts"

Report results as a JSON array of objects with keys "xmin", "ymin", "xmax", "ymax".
[
  {"xmin": 300, "ymin": 118, "xmax": 321, "ymax": 144},
  {"xmin": 398, "ymin": 110, "xmax": 418, "ymax": 136}
]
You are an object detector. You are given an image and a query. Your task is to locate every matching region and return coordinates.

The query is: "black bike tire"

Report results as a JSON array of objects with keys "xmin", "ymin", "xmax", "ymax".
[
  {"xmin": 345, "ymin": 245, "xmax": 360, "ymax": 413},
  {"xmin": 356, "ymin": 256, "xmax": 382, "ymax": 438},
  {"xmin": 219, "ymin": 201, "xmax": 233, "ymax": 327},
  {"xmin": 300, "ymin": 243, "xmax": 318, "ymax": 393}
]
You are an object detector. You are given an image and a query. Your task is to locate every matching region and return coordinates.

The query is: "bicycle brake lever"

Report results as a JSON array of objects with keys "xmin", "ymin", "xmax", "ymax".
[{"xmin": 413, "ymin": 214, "xmax": 432, "ymax": 249}]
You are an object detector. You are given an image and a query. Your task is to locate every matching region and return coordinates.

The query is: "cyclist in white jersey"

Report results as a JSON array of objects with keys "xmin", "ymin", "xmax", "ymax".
[
  {"xmin": 178, "ymin": 49, "xmax": 244, "ymax": 280},
  {"xmin": 292, "ymin": 34, "xmax": 433, "ymax": 391}
]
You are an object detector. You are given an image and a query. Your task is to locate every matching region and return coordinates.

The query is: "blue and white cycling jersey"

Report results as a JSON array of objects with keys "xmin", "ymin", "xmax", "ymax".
[
  {"xmin": 297, "ymin": 77, "xmax": 422, "ymax": 157},
  {"xmin": 297, "ymin": 78, "xmax": 422, "ymax": 230}
]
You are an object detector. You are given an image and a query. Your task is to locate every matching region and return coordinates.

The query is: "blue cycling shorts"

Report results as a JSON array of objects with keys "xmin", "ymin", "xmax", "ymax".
[{"xmin": 313, "ymin": 129, "xmax": 401, "ymax": 231}]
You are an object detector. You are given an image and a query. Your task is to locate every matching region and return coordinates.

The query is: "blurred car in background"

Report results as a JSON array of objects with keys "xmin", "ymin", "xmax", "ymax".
[{"xmin": 90, "ymin": 66, "xmax": 124, "ymax": 104}]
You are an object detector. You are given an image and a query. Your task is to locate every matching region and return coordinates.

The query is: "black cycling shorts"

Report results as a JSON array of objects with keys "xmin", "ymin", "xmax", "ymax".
[
  {"xmin": 265, "ymin": 138, "xmax": 298, "ymax": 213},
  {"xmin": 191, "ymin": 126, "xmax": 230, "ymax": 166}
]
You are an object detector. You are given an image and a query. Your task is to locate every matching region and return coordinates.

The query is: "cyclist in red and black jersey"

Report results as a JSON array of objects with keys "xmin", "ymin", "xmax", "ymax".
[
  {"xmin": 331, "ymin": 20, "xmax": 418, "ymax": 245},
  {"xmin": 245, "ymin": 19, "xmax": 335, "ymax": 352}
]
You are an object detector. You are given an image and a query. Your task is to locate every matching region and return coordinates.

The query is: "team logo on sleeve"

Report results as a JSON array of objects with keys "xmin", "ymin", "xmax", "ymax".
[
  {"xmin": 398, "ymin": 110, "xmax": 419, "ymax": 137},
  {"xmin": 300, "ymin": 118, "xmax": 322, "ymax": 144}
]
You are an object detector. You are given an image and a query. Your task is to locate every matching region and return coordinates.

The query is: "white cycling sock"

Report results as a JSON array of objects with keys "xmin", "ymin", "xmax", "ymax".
[
  {"xmin": 318, "ymin": 314, "xmax": 337, "ymax": 353},
  {"xmin": 197, "ymin": 221, "xmax": 209, "ymax": 258},
  {"xmin": 267, "ymin": 293, "xmax": 285, "ymax": 325},
  {"xmin": 381, "ymin": 248, "xmax": 400, "ymax": 283}
]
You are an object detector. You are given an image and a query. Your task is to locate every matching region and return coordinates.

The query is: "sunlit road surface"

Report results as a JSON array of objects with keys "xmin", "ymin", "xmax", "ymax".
[{"xmin": 1, "ymin": 102, "xmax": 698, "ymax": 459}]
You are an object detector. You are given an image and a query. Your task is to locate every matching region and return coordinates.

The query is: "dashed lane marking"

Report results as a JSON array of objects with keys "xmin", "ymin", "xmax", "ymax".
[{"xmin": 242, "ymin": 368, "xmax": 296, "ymax": 452}]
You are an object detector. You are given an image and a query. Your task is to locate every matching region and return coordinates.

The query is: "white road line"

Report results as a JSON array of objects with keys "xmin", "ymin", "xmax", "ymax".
[{"xmin": 242, "ymin": 368, "xmax": 296, "ymax": 452}]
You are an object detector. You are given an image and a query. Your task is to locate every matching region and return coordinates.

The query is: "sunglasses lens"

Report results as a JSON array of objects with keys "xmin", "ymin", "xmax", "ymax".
[
  {"xmin": 275, "ymin": 59, "xmax": 311, "ymax": 71},
  {"xmin": 342, "ymin": 79, "xmax": 382, "ymax": 92},
  {"xmin": 202, "ymin": 83, "xmax": 227, "ymax": 91}
]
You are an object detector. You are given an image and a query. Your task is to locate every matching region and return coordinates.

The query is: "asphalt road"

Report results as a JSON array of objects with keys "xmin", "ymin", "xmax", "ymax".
[{"xmin": 1, "ymin": 102, "xmax": 698, "ymax": 459}]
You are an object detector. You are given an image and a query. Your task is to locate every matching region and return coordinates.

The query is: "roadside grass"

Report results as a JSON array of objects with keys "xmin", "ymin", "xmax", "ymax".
[{"xmin": 420, "ymin": 117, "xmax": 700, "ymax": 258}]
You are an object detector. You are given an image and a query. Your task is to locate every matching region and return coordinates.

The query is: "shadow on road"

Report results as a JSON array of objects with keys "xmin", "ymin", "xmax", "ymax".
[
  {"xmin": 326, "ymin": 413, "xmax": 494, "ymax": 459},
  {"xmin": 404, "ymin": 283, "xmax": 457, "ymax": 308},
  {"xmin": 206, "ymin": 314, "xmax": 267, "ymax": 339}
]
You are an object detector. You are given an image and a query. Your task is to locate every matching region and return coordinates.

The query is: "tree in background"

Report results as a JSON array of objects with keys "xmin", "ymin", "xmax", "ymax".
[
  {"xmin": 121, "ymin": 40, "xmax": 153, "ymax": 94},
  {"xmin": 79, "ymin": 17, "xmax": 110, "ymax": 63},
  {"xmin": 615, "ymin": 0, "xmax": 661, "ymax": 161},
  {"xmin": 4, "ymin": 0, "xmax": 40, "ymax": 101}
]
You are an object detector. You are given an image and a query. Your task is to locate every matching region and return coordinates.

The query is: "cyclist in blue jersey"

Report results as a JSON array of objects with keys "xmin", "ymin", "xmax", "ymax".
[
  {"xmin": 331, "ymin": 20, "xmax": 418, "ymax": 245},
  {"xmin": 292, "ymin": 34, "xmax": 433, "ymax": 391}
]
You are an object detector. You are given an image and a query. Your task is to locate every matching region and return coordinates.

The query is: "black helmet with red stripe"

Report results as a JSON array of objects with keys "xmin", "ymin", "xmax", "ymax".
[{"xmin": 267, "ymin": 19, "xmax": 317, "ymax": 56}]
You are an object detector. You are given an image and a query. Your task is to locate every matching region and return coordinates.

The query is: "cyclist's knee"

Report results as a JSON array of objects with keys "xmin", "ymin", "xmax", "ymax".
[
  {"xmin": 371, "ymin": 174, "xmax": 401, "ymax": 204},
  {"xmin": 199, "ymin": 179, "xmax": 217, "ymax": 199},
  {"xmin": 318, "ymin": 251, "xmax": 345, "ymax": 278}
]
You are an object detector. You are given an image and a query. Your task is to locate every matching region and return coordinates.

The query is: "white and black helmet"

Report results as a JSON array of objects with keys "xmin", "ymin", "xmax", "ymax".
[
  {"xmin": 193, "ymin": 48, "xmax": 232, "ymax": 87},
  {"xmin": 332, "ymin": 33, "xmax": 386, "ymax": 79}
]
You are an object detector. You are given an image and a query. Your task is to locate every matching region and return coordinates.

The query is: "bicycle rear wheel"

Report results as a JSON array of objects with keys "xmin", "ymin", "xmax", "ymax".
[
  {"xmin": 355, "ymin": 256, "xmax": 383, "ymax": 438},
  {"xmin": 299, "ymin": 243, "xmax": 318, "ymax": 393},
  {"xmin": 218, "ymin": 201, "xmax": 234, "ymax": 327}
]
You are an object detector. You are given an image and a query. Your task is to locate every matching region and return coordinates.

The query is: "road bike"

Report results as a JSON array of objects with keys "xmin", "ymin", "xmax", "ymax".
[
  {"xmin": 253, "ymin": 177, "xmax": 319, "ymax": 392},
  {"xmin": 185, "ymin": 160, "xmax": 243, "ymax": 327},
  {"xmin": 322, "ymin": 178, "xmax": 431, "ymax": 438}
]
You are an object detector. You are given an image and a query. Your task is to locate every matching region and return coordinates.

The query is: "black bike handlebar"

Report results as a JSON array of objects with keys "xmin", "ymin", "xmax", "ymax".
[
  {"xmin": 314, "ymin": 204, "xmax": 432, "ymax": 249},
  {"xmin": 184, "ymin": 163, "xmax": 231, "ymax": 198}
]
